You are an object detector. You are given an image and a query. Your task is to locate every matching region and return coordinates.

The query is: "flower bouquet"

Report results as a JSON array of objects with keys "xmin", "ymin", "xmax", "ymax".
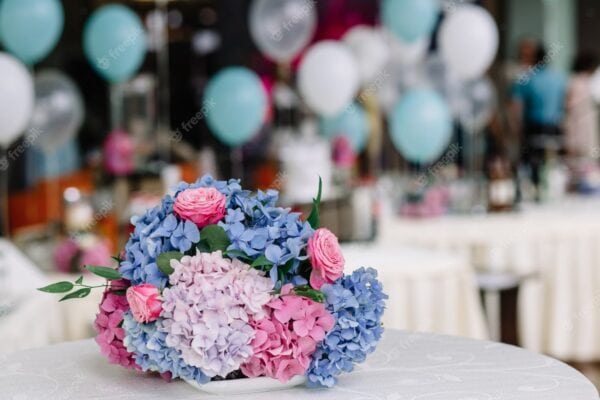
[{"xmin": 40, "ymin": 175, "xmax": 387, "ymax": 393}]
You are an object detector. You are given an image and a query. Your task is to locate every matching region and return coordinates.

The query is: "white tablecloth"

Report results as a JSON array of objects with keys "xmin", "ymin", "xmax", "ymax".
[
  {"xmin": 1, "ymin": 330, "xmax": 596, "ymax": 399},
  {"xmin": 0, "ymin": 239, "xmax": 103, "ymax": 353},
  {"xmin": 380, "ymin": 197, "xmax": 600, "ymax": 361},
  {"xmin": 342, "ymin": 244, "xmax": 488, "ymax": 340}
]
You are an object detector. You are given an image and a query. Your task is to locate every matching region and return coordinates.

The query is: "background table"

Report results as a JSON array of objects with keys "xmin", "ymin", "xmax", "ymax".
[
  {"xmin": 379, "ymin": 197, "xmax": 600, "ymax": 361},
  {"xmin": 1, "ymin": 330, "xmax": 597, "ymax": 399},
  {"xmin": 342, "ymin": 243, "xmax": 488, "ymax": 340}
]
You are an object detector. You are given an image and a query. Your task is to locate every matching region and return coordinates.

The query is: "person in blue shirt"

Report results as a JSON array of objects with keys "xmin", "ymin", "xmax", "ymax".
[{"xmin": 511, "ymin": 43, "xmax": 567, "ymax": 194}]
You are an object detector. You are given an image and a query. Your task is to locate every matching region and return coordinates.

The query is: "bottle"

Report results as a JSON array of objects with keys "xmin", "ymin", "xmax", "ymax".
[{"xmin": 487, "ymin": 155, "xmax": 516, "ymax": 212}]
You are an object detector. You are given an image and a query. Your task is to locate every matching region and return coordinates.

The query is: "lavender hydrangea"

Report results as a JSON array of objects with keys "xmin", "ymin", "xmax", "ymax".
[
  {"xmin": 158, "ymin": 251, "xmax": 274, "ymax": 378},
  {"xmin": 121, "ymin": 312, "xmax": 209, "ymax": 384},
  {"xmin": 307, "ymin": 268, "xmax": 388, "ymax": 388}
]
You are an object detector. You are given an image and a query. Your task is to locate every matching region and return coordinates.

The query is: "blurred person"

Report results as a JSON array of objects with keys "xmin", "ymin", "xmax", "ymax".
[
  {"xmin": 510, "ymin": 44, "xmax": 567, "ymax": 194},
  {"xmin": 505, "ymin": 37, "xmax": 540, "ymax": 84},
  {"xmin": 565, "ymin": 52, "xmax": 599, "ymax": 159}
]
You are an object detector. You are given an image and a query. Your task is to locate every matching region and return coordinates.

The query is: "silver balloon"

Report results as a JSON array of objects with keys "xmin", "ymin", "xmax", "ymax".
[
  {"xmin": 457, "ymin": 77, "xmax": 497, "ymax": 133},
  {"xmin": 249, "ymin": 0, "xmax": 317, "ymax": 63},
  {"xmin": 30, "ymin": 70, "xmax": 84, "ymax": 151},
  {"xmin": 423, "ymin": 53, "xmax": 463, "ymax": 113}
]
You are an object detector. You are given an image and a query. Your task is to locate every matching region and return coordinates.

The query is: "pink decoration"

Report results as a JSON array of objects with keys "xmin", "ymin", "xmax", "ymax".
[
  {"xmin": 307, "ymin": 228, "xmax": 345, "ymax": 289},
  {"xmin": 53, "ymin": 237, "xmax": 112, "ymax": 274},
  {"xmin": 241, "ymin": 285, "xmax": 335, "ymax": 382},
  {"xmin": 103, "ymin": 129, "xmax": 134, "ymax": 176},
  {"xmin": 173, "ymin": 187, "xmax": 227, "ymax": 228},
  {"xmin": 332, "ymin": 136, "xmax": 357, "ymax": 167},
  {"xmin": 126, "ymin": 284, "xmax": 163, "ymax": 324},
  {"xmin": 94, "ymin": 280, "xmax": 139, "ymax": 370}
]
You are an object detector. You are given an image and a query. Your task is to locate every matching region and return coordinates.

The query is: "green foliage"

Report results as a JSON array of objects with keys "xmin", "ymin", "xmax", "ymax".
[
  {"xmin": 197, "ymin": 225, "xmax": 231, "ymax": 253},
  {"xmin": 85, "ymin": 266, "xmax": 122, "ymax": 280},
  {"xmin": 306, "ymin": 177, "xmax": 323, "ymax": 229},
  {"xmin": 293, "ymin": 285, "xmax": 327, "ymax": 303},
  {"xmin": 37, "ymin": 281, "xmax": 74, "ymax": 293},
  {"xmin": 59, "ymin": 288, "xmax": 91, "ymax": 302},
  {"xmin": 157, "ymin": 251, "xmax": 184, "ymax": 276}
]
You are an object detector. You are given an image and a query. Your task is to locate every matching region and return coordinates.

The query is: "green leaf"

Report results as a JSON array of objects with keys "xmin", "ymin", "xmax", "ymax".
[
  {"xmin": 37, "ymin": 281, "xmax": 74, "ymax": 293},
  {"xmin": 294, "ymin": 285, "xmax": 327, "ymax": 303},
  {"xmin": 157, "ymin": 251, "xmax": 184, "ymax": 276},
  {"xmin": 223, "ymin": 249, "xmax": 252, "ymax": 261},
  {"xmin": 59, "ymin": 288, "xmax": 91, "ymax": 302},
  {"xmin": 75, "ymin": 276, "xmax": 84, "ymax": 285},
  {"xmin": 111, "ymin": 255, "xmax": 123, "ymax": 264},
  {"xmin": 86, "ymin": 266, "xmax": 122, "ymax": 280},
  {"xmin": 196, "ymin": 241, "xmax": 211, "ymax": 253},
  {"xmin": 251, "ymin": 255, "xmax": 274, "ymax": 268},
  {"xmin": 306, "ymin": 177, "xmax": 322, "ymax": 229},
  {"xmin": 200, "ymin": 225, "xmax": 231, "ymax": 252}
]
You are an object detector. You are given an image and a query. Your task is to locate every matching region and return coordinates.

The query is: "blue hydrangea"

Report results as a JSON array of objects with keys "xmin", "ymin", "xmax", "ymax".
[
  {"xmin": 307, "ymin": 268, "xmax": 388, "ymax": 388},
  {"xmin": 180, "ymin": 175, "xmax": 314, "ymax": 285},
  {"xmin": 120, "ymin": 174, "xmax": 314, "ymax": 288},
  {"xmin": 119, "ymin": 196, "xmax": 199, "ymax": 288},
  {"xmin": 219, "ymin": 200, "xmax": 313, "ymax": 285},
  {"xmin": 122, "ymin": 312, "xmax": 209, "ymax": 384}
]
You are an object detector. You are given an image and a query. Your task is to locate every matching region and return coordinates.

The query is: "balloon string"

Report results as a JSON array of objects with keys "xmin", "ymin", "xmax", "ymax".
[
  {"xmin": 0, "ymin": 146, "xmax": 9, "ymax": 237},
  {"xmin": 231, "ymin": 147, "xmax": 244, "ymax": 183},
  {"xmin": 45, "ymin": 151, "xmax": 61, "ymax": 227}
]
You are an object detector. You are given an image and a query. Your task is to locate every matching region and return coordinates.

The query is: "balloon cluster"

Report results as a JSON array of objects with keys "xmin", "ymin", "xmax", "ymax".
[
  {"xmin": 381, "ymin": 1, "xmax": 499, "ymax": 164},
  {"xmin": 0, "ymin": 2, "xmax": 147, "ymax": 152}
]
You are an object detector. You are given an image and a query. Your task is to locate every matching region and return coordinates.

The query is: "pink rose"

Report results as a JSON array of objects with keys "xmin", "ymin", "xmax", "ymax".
[
  {"xmin": 307, "ymin": 228, "xmax": 345, "ymax": 289},
  {"xmin": 173, "ymin": 187, "xmax": 226, "ymax": 228},
  {"xmin": 126, "ymin": 284, "xmax": 163, "ymax": 323}
]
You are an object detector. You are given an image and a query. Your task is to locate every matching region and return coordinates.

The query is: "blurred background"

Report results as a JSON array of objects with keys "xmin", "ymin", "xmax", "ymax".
[{"xmin": 1, "ymin": 0, "xmax": 600, "ymax": 389}]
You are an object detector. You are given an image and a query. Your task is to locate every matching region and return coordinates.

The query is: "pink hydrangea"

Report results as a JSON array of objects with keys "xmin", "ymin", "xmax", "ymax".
[
  {"xmin": 159, "ymin": 251, "xmax": 274, "ymax": 378},
  {"xmin": 241, "ymin": 284, "xmax": 335, "ymax": 382},
  {"xmin": 173, "ymin": 187, "xmax": 227, "ymax": 228},
  {"xmin": 94, "ymin": 280, "xmax": 139, "ymax": 370}
]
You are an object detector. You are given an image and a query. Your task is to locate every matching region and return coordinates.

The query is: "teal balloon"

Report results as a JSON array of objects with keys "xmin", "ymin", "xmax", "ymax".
[
  {"xmin": 204, "ymin": 67, "xmax": 267, "ymax": 147},
  {"xmin": 320, "ymin": 103, "xmax": 369, "ymax": 152},
  {"xmin": 83, "ymin": 4, "xmax": 147, "ymax": 83},
  {"xmin": 0, "ymin": 0, "xmax": 64, "ymax": 64},
  {"xmin": 382, "ymin": 0, "xmax": 439, "ymax": 43},
  {"xmin": 389, "ymin": 89, "xmax": 452, "ymax": 164}
]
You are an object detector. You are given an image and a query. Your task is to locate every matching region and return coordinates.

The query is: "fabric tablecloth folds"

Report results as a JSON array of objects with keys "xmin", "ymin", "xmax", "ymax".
[
  {"xmin": 342, "ymin": 244, "xmax": 488, "ymax": 340},
  {"xmin": 1, "ymin": 330, "xmax": 597, "ymax": 399},
  {"xmin": 381, "ymin": 197, "xmax": 600, "ymax": 361},
  {"xmin": 0, "ymin": 239, "xmax": 103, "ymax": 353}
]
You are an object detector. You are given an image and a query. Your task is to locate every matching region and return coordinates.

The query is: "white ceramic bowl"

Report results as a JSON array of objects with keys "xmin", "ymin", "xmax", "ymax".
[{"xmin": 185, "ymin": 375, "xmax": 307, "ymax": 395}]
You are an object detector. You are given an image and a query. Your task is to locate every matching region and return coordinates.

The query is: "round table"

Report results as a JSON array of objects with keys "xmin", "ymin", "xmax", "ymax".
[
  {"xmin": 380, "ymin": 197, "xmax": 600, "ymax": 361},
  {"xmin": 1, "ymin": 330, "xmax": 597, "ymax": 399},
  {"xmin": 342, "ymin": 244, "xmax": 488, "ymax": 340}
]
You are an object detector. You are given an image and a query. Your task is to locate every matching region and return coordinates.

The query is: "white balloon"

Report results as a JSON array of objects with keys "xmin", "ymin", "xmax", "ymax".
[
  {"xmin": 298, "ymin": 41, "xmax": 360, "ymax": 116},
  {"xmin": 386, "ymin": 29, "xmax": 429, "ymax": 66},
  {"xmin": 590, "ymin": 68, "xmax": 600, "ymax": 103},
  {"xmin": 343, "ymin": 26, "xmax": 390, "ymax": 85},
  {"xmin": 0, "ymin": 53, "xmax": 34, "ymax": 147},
  {"xmin": 439, "ymin": 5, "xmax": 499, "ymax": 80}
]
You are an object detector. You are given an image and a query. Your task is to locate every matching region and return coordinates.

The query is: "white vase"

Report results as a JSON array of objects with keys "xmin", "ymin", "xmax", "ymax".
[{"xmin": 185, "ymin": 375, "xmax": 307, "ymax": 395}]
